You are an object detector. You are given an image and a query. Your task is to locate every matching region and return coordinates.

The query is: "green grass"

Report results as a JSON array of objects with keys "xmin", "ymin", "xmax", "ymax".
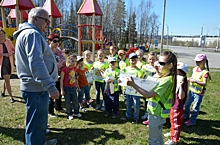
[{"xmin": 0, "ymin": 70, "xmax": 220, "ymax": 145}]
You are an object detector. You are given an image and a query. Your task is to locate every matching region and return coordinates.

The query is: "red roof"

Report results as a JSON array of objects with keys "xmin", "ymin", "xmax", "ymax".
[
  {"xmin": 43, "ymin": 0, "xmax": 62, "ymax": 18},
  {"xmin": 78, "ymin": 0, "xmax": 103, "ymax": 16},
  {"xmin": 0, "ymin": 0, "xmax": 35, "ymax": 10},
  {"xmin": 9, "ymin": 9, "xmax": 28, "ymax": 20}
]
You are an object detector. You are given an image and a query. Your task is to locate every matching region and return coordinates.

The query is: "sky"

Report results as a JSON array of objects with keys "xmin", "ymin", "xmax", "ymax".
[{"xmin": 124, "ymin": 0, "xmax": 220, "ymax": 36}]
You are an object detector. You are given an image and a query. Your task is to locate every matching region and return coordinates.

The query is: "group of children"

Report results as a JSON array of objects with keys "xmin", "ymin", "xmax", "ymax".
[{"xmin": 57, "ymin": 45, "xmax": 211, "ymax": 145}]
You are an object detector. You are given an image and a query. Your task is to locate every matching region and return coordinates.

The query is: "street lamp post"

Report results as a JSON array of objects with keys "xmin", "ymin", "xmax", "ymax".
[
  {"xmin": 216, "ymin": 28, "xmax": 220, "ymax": 52},
  {"xmin": 160, "ymin": 0, "xmax": 166, "ymax": 54}
]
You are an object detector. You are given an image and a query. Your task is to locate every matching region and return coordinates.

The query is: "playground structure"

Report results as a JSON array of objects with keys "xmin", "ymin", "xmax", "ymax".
[{"xmin": 77, "ymin": 0, "xmax": 103, "ymax": 59}]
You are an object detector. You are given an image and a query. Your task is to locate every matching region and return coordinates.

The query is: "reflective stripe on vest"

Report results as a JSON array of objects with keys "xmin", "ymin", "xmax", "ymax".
[
  {"xmin": 189, "ymin": 84, "xmax": 203, "ymax": 92},
  {"xmin": 148, "ymin": 100, "xmax": 157, "ymax": 108}
]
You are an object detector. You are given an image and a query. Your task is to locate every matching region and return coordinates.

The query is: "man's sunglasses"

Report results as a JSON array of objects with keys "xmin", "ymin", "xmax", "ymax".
[
  {"xmin": 158, "ymin": 61, "xmax": 169, "ymax": 66},
  {"xmin": 52, "ymin": 40, "xmax": 60, "ymax": 43},
  {"xmin": 36, "ymin": 16, "xmax": 50, "ymax": 24}
]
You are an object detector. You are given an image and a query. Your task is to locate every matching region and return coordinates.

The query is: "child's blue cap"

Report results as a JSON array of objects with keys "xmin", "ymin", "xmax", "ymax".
[{"xmin": 129, "ymin": 53, "xmax": 138, "ymax": 59}]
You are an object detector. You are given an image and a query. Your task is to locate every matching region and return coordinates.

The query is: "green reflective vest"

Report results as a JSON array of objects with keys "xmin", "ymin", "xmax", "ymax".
[{"xmin": 189, "ymin": 67, "xmax": 209, "ymax": 94}]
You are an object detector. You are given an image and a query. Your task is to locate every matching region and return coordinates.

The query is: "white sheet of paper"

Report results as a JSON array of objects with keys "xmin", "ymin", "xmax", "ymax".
[
  {"xmin": 125, "ymin": 77, "xmax": 158, "ymax": 96},
  {"xmin": 118, "ymin": 72, "xmax": 136, "ymax": 86},
  {"xmin": 85, "ymin": 71, "xmax": 94, "ymax": 83}
]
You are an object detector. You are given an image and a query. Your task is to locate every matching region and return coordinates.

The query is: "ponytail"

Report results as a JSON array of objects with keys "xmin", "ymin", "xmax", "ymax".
[{"xmin": 205, "ymin": 59, "xmax": 212, "ymax": 80}]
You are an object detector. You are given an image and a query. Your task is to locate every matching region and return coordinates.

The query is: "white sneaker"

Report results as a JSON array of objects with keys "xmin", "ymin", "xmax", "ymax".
[
  {"xmin": 76, "ymin": 113, "xmax": 82, "ymax": 118},
  {"xmin": 141, "ymin": 112, "xmax": 148, "ymax": 120},
  {"xmin": 165, "ymin": 139, "xmax": 176, "ymax": 145},
  {"xmin": 80, "ymin": 107, "xmax": 87, "ymax": 112},
  {"xmin": 101, "ymin": 106, "xmax": 105, "ymax": 111},
  {"xmin": 68, "ymin": 115, "xmax": 74, "ymax": 120},
  {"xmin": 43, "ymin": 138, "xmax": 57, "ymax": 145},
  {"xmin": 45, "ymin": 129, "xmax": 50, "ymax": 134},
  {"xmin": 48, "ymin": 114, "xmax": 58, "ymax": 118},
  {"xmin": 164, "ymin": 132, "xmax": 171, "ymax": 137}
]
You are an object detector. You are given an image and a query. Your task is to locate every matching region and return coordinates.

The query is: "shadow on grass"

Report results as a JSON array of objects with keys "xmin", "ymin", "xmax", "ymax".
[
  {"xmin": 181, "ymin": 119, "xmax": 220, "ymax": 144},
  {"xmin": 50, "ymin": 127, "xmax": 125, "ymax": 145},
  {"xmin": 180, "ymin": 137, "xmax": 220, "ymax": 145},
  {"xmin": 0, "ymin": 126, "xmax": 25, "ymax": 143}
]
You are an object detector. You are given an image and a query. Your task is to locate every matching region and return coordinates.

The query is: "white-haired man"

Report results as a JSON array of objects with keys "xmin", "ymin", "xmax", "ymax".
[{"xmin": 14, "ymin": 7, "xmax": 59, "ymax": 145}]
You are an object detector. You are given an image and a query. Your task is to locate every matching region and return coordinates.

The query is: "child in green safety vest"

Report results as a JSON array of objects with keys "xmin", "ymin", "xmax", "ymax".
[
  {"xmin": 125, "ymin": 51, "xmax": 177, "ymax": 145},
  {"xmin": 183, "ymin": 54, "xmax": 211, "ymax": 126},
  {"xmin": 93, "ymin": 49, "xmax": 109, "ymax": 111},
  {"xmin": 103, "ymin": 57, "xmax": 120, "ymax": 118}
]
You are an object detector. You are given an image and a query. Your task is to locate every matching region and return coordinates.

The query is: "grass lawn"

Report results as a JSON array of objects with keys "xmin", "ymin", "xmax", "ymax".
[{"xmin": 0, "ymin": 69, "xmax": 220, "ymax": 145}]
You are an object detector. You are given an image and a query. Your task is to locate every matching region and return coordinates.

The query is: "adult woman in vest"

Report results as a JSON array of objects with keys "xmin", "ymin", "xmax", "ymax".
[{"xmin": 0, "ymin": 28, "xmax": 15, "ymax": 103}]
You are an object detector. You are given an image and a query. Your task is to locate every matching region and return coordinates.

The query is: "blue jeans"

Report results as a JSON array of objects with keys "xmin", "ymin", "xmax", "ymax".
[
  {"xmin": 22, "ymin": 91, "xmax": 49, "ymax": 145},
  {"xmin": 125, "ymin": 95, "xmax": 140, "ymax": 119},
  {"xmin": 95, "ymin": 81, "xmax": 105, "ymax": 105},
  {"xmin": 78, "ymin": 85, "xmax": 90, "ymax": 103},
  {"xmin": 184, "ymin": 91, "xmax": 204, "ymax": 124},
  {"xmin": 64, "ymin": 86, "xmax": 79, "ymax": 116},
  {"xmin": 148, "ymin": 114, "xmax": 166, "ymax": 145}
]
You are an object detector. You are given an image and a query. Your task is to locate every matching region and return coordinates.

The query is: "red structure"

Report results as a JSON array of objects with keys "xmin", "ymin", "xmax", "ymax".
[
  {"xmin": 0, "ymin": 0, "xmax": 35, "ymax": 29},
  {"xmin": 43, "ymin": 0, "xmax": 62, "ymax": 32},
  {"xmin": 77, "ymin": 0, "xmax": 103, "ymax": 59}
]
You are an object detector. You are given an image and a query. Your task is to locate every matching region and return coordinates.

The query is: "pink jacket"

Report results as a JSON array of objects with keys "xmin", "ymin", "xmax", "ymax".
[{"xmin": 0, "ymin": 39, "xmax": 15, "ymax": 78}]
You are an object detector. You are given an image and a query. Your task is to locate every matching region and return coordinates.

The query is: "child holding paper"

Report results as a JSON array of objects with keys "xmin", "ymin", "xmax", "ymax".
[
  {"xmin": 93, "ymin": 49, "xmax": 109, "ymax": 110},
  {"xmin": 125, "ymin": 51, "xmax": 177, "ymax": 144},
  {"xmin": 103, "ymin": 57, "xmax": 120, "ymax": 118},
  {"xmin": 120, "ymin": 53, "xmax": 144, "ymax": 124}
]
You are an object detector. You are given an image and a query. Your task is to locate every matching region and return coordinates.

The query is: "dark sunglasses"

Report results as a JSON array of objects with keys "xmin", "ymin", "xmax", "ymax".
[
  {"xmin": 158, "ymin": 61, "xmax": 169, "ymax": 66},
  {"xmin": 52, "ymin": 40, "xmax": 60, "ymax": 43},
  {"xmin": 36, "ymin": 16, "xmax": 50, "ymax": 24},
  {"xmin": 110, "ymin": 61, "xmax": 116, "ymax": 64}
]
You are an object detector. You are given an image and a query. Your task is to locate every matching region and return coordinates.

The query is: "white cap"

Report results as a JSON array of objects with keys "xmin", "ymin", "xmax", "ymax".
[
  {"xmin": 177, "ymin": 62, "xmax": 188, "ymax": 73},
  {"xmin": 108, "ymin": 56, "xmax": 117, "ymax": 63}
]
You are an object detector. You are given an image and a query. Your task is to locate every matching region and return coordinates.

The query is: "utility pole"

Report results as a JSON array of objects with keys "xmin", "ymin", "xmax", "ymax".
[
  {"xmin": 167, "ymin": 25, "xmax": 169, "ymax": 48},
  {"xmin": 216, "ymin": 27, "xmax": 220, "ymax": 52},
  {"xmin": 160, "ymin": 0, "xmax": 166, "ymax": 54}
]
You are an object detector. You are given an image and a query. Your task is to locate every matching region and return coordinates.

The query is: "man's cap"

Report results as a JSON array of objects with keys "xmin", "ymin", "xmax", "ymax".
[
  {"xmin": 129, "ymin": 53, "xmax": 138, "ymax": 59},
  {"xmin": 194, "ymin": 54, "xmax": 207, "ymax": 61},
  {"xmin": 177, "ymin": 62, "xmax": 188, "ymax": 73}
]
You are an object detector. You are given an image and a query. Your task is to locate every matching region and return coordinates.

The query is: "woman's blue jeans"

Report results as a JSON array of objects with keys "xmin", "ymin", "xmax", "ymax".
[{"xmin": 22, "ymin": 91, "xmax": 49, "ymax": 145}]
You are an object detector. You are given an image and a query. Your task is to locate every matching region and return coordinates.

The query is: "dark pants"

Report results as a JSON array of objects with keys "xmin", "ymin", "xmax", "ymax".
[
  {"xmin": 104, "ymin": 91, "xmax": 119, "ymax": 115},
  {"xmin": 49, "ymin": 81, "xmax": 62, "ymax": 114}
]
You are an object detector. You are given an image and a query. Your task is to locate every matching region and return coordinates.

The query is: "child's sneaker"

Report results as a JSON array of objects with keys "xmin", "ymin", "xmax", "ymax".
[
  {"xmin": 184, "ymin": 120, "xmax": 195, "ymax": 126},
  {"xmin": 88, "ymin": 99, "xmax": 94, "ymax": 103},
  {"xmin": 95, "ymin": 104, "xmax": 101, "ymax": 110},
  {"xmin": 104, "ymin": 112, "xmax": 110, "ymax": 117},
  {"xmin": 120, "ymin": 116, "xmax": 130, "ymax": 121},
  {"xmin": 76, "ymin": 113, "xmax": 82, "ymax": 118},
  {"xmin": 80, "ymin": 107, "xmax": 87, "ymax": 112},
  {"xmin": 165, "ymin": 139, "xmax": 177, "ymax": 145},
  {"xmin": 68, "ymin": 115, "xmax": 74, "ymax": 120},
  {"xmin": 101, "ymin": 106, "xmax": 105, "ymax": 111},
  {"xmin": 141, "ymin": 112, "xmax": 148, "ymax": 120},
  {"xmin": 164, "ymin": 132, "xmax": 171, "ymax": 137},
  {"xmin": 112, "ymin": 114, "xmax": 117, "ymax": 119},
  {"xmin": 142, "ymin": 120, "xmax": 149, "ymax": 127}
]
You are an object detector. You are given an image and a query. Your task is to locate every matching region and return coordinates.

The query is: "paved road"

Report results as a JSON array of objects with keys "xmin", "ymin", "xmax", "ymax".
[{"xmin": 166, "ymin": 46, "xmax": 220, "ymax": 68}]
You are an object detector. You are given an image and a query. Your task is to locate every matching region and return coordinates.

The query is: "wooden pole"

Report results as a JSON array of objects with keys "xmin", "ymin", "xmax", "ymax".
[
  {"xmin": 60, "ymin": 18, "xmax": 62, "ymax": 36},
  {"xmin": 20, "ymin": 9, "xmax": 23, "ymax": 24},
  {"xmin": 1, "ymin": 7, "xmax": 6, "ymax": 28},
  {"xmin": 78, "ymin": 15, "xmax": 81, "ymax": 56},
  {"xmin": 15, "ymin": 5, "xmax": 20, "ymax": 29},
  {"xmin": 86, "ymin": 16, "xmax": 89, "ymax": 50},
  {"xmin": 92, "ymin": 14, "xmax": 95, "ymax": 61}
]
